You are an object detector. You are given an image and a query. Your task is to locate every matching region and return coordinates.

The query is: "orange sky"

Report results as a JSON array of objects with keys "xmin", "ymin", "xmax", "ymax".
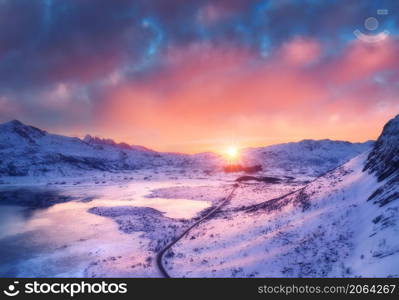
[
  {"xmin": 68, "ymin": 38, "xmax": 397, "ymax": 154},
  {"xmin": 2, "ymin": 1, "xmax": 399, "ymax": 154}
]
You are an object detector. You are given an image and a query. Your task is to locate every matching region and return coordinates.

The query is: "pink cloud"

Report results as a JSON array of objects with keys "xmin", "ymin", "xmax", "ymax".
[
  {"xmin": 280, "ymin": 37, "xmax": 322, "ymax": 66},
  {"xmin": 328, "ymin": 38, "xmax": 399, "ymax": 84},
  {"xmin": 93, "ymin": 38, "xmax": 398, "ymax": 153}
]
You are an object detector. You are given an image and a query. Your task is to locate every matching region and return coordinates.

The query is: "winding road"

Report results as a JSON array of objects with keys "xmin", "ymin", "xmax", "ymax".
[{"xmin": 156, "ymin": 184, "xmax": 239, "ymax": 278}]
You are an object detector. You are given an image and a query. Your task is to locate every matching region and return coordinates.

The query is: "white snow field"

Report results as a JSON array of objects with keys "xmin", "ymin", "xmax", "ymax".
[{"xmin": 0, "ymin": 115, "xmax": 398, "ymax": 278}]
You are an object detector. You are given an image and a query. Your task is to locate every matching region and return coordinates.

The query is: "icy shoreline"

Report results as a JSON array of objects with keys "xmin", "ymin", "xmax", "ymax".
[{"xmin": 0, "ymin": 178, "xmax": 226, "ymax": 277}]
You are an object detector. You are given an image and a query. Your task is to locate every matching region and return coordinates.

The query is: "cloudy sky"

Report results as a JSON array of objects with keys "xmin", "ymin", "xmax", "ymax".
[{"xmin": 1, "ymin": 0, "xmax": 399, "ymax": 153}]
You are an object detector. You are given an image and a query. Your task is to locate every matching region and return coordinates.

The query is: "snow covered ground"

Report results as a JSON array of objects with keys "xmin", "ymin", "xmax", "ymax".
[
  {"xmin": 162, "ymin": 154, "xmax": 376, "ymax": 277},
  {"xmin": 0, "ymin": 171, "xmax": 309, "ymax": 277},
  {"xmin": 159, "ymin": 116, "xmax": 399, "ymax": 278},
  {"xmin": 0, "ymin": 116, "xmax": 397, "ymax": 278}
]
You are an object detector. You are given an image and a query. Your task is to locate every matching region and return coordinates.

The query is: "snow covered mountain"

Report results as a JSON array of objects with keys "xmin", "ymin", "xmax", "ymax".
[
  {"xmin": 0, "ymin": 120, "xmax": 191, "ymax": 176},
  {"xmin": 163, "ymin": 115, "xmax": 399, "ymax": 277},
  {"xmin": 0, "ymin": 117, "xmax": 396, "ymax": 277},
  {"xmin": 241, "ymin": 139, "xmax": 373, "ymax": 177},
  {"xmin": 0, "ymin": 120, "xmax": 372, "ymax": 178}
]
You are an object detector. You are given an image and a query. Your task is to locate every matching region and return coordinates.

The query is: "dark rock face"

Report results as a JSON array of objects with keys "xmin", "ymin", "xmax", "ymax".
[
  {"xmin": 364, "ymin": 115, "xmax": 399, "ymax": 208},
  {"xmin": 364, "ymin": 114, "xmax": 399, "ymax": 182}
]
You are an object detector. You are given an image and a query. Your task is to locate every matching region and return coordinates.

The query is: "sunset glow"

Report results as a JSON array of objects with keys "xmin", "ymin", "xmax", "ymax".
[
  {"xmin": 0, "ymin": 1, "xmax": 398, "ymax": 153},
  {"xmin": 225, "ymin": 146, "xmax": 239, "ymax": 160}
]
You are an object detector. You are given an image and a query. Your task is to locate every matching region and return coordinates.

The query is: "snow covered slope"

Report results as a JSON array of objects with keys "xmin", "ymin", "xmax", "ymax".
[
  {"xmin": 164, "ymin": 115, "xmax": 399, "ymax": 277},
  {"xmin": 0, "ymin": 120, "xmax": 372, "ymax": 178},
  {"xmin": 241, "ymin": 139, "xmax": 373, "ymax": 177}
]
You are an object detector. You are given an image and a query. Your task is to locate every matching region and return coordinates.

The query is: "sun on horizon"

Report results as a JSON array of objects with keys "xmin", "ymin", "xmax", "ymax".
[{"xmin": 225, "ymin": 146, "xmax": 239, "ymax": 161}]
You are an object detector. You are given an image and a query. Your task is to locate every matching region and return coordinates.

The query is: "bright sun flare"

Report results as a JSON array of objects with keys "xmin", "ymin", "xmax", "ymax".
[{"xmin": 226, "ymin": 146, "xmax": 238, "ymax": 159}]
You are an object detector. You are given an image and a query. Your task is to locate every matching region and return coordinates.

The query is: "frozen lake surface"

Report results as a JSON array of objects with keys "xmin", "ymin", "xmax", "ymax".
[{"xmin": 0, "ymin": 180, "xmax": 214, "ymax": 277}]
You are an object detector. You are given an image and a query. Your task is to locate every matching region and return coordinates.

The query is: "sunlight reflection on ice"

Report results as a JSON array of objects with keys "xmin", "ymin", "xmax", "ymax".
[{"xmin": 0, "ymin": 180, "xmax": 212, "ymax": 277}]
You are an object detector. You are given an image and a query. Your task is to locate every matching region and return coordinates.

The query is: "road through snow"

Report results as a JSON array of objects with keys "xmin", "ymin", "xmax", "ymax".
[{"xmin": 156, "ymin": 184, "xmax": 239, "ymax": 278}]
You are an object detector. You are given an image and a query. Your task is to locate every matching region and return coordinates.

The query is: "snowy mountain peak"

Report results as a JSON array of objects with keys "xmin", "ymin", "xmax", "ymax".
[
  {"xmin": 83, "ymin": 134, "xmax": 153, "ymax": 152},
  {"xmin": 0, "ymin": 119, "xmax": 375, "ymax": 177},
  {"xmin": 384, "ymin": 114, "xmax": 399, "ymax": 134},
  {"xmin": 364, "ymin": 114, "xmax": 399, "ymax": 181},
  {"xmin": 83, "ymin": 134, "xmax": 125, "ymax": 147},
  {"xmin": 5, "ymin": 119, "xmax": 24, "ymax": 127},
  {"xmin": 0, "ymin": 119, "xmax": 47, "ymax": 143}
]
